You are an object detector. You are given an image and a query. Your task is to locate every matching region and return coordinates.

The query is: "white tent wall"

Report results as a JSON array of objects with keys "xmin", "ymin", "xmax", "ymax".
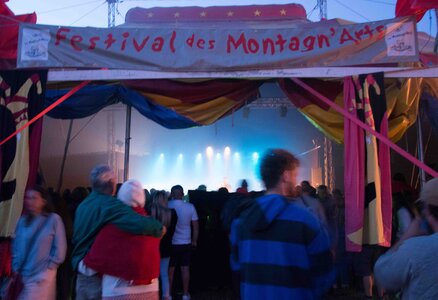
[
  {"xmin": 38, "ymin": 82, "xmax": 438, "ymax": 194},
  {"xmin": 39, "ymin": 82, "xmax": 344, "ymax": 192}
]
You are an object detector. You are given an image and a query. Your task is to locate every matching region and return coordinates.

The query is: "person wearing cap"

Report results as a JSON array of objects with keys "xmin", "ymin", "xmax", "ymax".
[
  {"xmin": 374, "ymin": 177, "xmax": 438, "ymax": 300},
  {"xmin": 82, "ymin": 179, "xmax": 161, "ymax": 299},
  {"xmin": 72, "ymin": 165, "xmax": 165, "ymax": 300}
]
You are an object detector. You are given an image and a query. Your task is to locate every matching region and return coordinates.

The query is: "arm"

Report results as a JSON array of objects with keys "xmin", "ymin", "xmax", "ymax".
[
  {"xmin": 191, "ymin": 220, "xmax": 199, "ymax": 247},
  {"xmin": 315, "ymin": 201, "xmax": 328, "ymax": 226},
  {"xmin": 392, "ymin": 217, "xmax": 423, "ymax": 251},
  {"xmin": 48, "ymin": 214, "xmax": 67, "ymax": 269},
  {"xmin": 106, "ymin": 197, "xmax": 163, "ymax": 237},
  {"xmin": 191, "ymin": 205, "xmax": 199, "ymax": 247},
  {"xmin": 307, "ymin": 221, "xmax": 336, "ymax": 298},
  {"xmin": 12, "ymin": 218, "xmax": 24, "ymax": 273},
  {"xmin": 397, "ymin": 208, "xmax": 413, "ymax": 237},
  {"xmin": 229, "ymin": 218, "xmax": 241, "ymax": 272}
]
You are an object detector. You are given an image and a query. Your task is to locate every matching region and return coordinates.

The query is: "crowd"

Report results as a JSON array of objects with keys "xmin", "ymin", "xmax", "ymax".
[{"xmin": 2, "ymin": 149, "xmax": 438, "ymax": 300}]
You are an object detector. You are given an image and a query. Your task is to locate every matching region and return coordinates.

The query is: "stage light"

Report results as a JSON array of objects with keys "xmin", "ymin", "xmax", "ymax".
[
  {"xmin": 252, "ymin": 152, "xmax": 259, "ymax": 161},
  {"xmin": 216, "ymin": 153, "xmax": 221, "ymax": 159},
  {"xmin": 195, "ymin": 153, "xmax": 202, "ymax": 166},
  {"xmin": 159, "ymin": 153, "xmax": 164, "ymax": 158},
  {"xmin": 234, "ymin": 152, "xmax": 240, "ymax": 158},
  {"xmin": 178, "ymin": 153, "xmax": 183, "ymax": 159},
  {"xmin": 206, "ymin": 146, "xmax": 213, "ymax": 157},
  {"xmin": 224, "ymin": 146, "xmax": 231, "ymax": 155}
]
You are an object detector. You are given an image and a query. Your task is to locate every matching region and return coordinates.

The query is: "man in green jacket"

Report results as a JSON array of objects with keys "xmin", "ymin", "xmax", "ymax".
[{"xmin": 72, "ymin": 164, "xmax": 165, "ymax": 300}]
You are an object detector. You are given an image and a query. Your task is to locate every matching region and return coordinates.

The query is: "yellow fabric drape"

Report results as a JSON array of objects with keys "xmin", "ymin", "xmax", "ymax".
[{"xmin": 299, "ymin": 78, "xmax": 430, "ymax": 144}]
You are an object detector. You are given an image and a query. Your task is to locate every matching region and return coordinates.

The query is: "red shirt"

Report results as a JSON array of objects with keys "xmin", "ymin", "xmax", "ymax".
[{"xmin": 84, "ymin": 207, "xmax": 160, "ymax": 284}]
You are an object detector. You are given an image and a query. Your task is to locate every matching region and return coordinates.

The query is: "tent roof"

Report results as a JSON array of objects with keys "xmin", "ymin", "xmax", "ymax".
[{"xmin": 124, "ymin": 4, "xmax": 307, "ymax": 24}]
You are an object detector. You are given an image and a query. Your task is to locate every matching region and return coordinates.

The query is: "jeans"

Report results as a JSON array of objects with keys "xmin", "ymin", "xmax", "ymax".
[
  {"xmin": 160, "ymin": 257, "xmax": 171, "ymax": 298},
  {"xmin": 76, "ymin": 273, "xmax": 102, "ymax": 300},
  {"xmin": 19, "ymin": 268, "xmax": 57, "ymax": 300}
]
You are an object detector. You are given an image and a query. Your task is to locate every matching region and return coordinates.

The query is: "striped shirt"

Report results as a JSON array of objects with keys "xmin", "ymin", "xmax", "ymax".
[{"xmin": 230, "ymin": 194, "xmax": 335, "ymax": 300}]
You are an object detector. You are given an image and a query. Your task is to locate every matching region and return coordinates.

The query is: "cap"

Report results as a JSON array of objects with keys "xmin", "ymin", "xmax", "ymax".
[{"xmin": 418, "ymin": 178, "xmax": 438, "ymax": 206}]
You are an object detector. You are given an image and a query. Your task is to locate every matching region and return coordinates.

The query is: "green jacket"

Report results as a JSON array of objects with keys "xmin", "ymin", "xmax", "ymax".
[{"xmin": 71, "ymin": 191, "xmax": 163, "ymax": 270}]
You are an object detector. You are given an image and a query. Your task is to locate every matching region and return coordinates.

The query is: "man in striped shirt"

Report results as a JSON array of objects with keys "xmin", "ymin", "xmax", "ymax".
[{"xmin": 230, "ymin": 149, "xmax": 335, "ymax": 299}]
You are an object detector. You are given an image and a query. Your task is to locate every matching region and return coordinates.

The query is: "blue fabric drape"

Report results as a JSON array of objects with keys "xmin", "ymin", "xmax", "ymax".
[{"xmin": 45, "ymin": 85, "xmax": 198, "ymax": 129}]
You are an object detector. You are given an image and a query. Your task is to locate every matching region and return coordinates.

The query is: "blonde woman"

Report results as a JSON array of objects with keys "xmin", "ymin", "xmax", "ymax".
[{"xmin": 150, "ymin": 190, "xmax": 178, "ymax": 300}]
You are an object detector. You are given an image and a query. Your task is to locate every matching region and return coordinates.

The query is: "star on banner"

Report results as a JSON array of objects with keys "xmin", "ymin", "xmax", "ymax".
[
  {"xmin": 254, "ymin": 10, "xmax": 261, "ymax": 17},
  {"xmin": 147, "ymin": 12, "xmax": 153, "ymax": 18},
  {"xmin": 200, "ymin": 11, "xmax": 207, "ymax": 17},
  {"xmin": 280, "ymin": 9, "xmax": 287, "ymax": 16},
  {"xmin": 227, "ymin": 11, "xmax": 234, "ymax": 17},
  {"xmin": 174, "ymin": 12, "xmax": 180, "ymax": 18}
]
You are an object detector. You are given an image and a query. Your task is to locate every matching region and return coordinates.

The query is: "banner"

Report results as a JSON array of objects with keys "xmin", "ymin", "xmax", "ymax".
[
  {"xmin": 17, "ymin": 17, "xmax": 418, "ymax": 71},
  {"xmin": 0, "ymin": 70, "xmax": 47, "ymax": 238},
  {"xmin": 344, "ymin": 73, "xmax": 392, "ymax": 252}
]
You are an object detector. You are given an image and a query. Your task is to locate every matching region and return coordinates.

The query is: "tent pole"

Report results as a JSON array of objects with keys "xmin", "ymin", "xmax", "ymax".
[
  {"xmin": 57, "ymin": 119, "xmax": 74, "ymax": 193},
  {"xmin": 123, "ymin": 105, "xmax": 132, "ymax": 181},
  {"xmin": 417, "ymin": 110, "xmax": 426, "ymax": 188},
  {"xmin": 434, "ymin": 9, "xmax": 438, "ymax": 53}
]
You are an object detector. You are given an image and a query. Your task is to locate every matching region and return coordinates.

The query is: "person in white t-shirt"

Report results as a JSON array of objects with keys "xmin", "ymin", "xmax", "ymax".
[{"xmin": 167, "ymin": 185, "xmax": 199, "ymax": 300}]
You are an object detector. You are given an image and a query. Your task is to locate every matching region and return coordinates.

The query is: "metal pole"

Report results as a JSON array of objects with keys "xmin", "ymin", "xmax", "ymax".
[
  {"xmin": 434, "ymin": 9, "xmax": 438, "ymax": 53},
  {"xmin": 417, "ymin": 111, "xmax": 426, "ymax": 188},
  {"xmin": 107, "ymin": 0, "xmax": 116, "ymax": 28},
  {"xmin": 123, "ymin": 105, "xmax": 132, "ymax": 181},
  {"xmin": 323, "ymin": 136, "xmax": 328, "ymax": 187},
  {"xmin": 328, "ymin": 138, "xmax": 335, "ymax": 191},
  {"xmin": 318, "ymin": 0, "xmax": 327, "ymax": 20},
  {"xmin": 57, "ymin": 119, "xmax": 74, "ymax": 193}
]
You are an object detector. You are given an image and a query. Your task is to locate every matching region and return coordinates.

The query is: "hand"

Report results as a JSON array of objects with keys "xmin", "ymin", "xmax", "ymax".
[
  {"xmin": 403, "ymin": 217, "xmax": 424, "ymax": 239},
  {"xmin": 392, "ymin": 217, "xmax": 424, "ymax": 251},
  {"xmin": 160, "ymin": 226, "xmax": 167, "ymax": 238}
]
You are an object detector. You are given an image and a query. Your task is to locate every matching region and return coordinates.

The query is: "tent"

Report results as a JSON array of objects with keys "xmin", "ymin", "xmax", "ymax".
[{"xmin": 1, "ymin": 2, "xmax": 438, "ymax": 275}]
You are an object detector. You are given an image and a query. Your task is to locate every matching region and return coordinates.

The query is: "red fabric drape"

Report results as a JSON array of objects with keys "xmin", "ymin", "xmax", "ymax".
[
  {"xmin": 123, "ymin": 79, "xmax": 263, "ymax": 125},
  {"xmin": 343, "ymin": 77, "xmax": 366, "ymax": 252},
  {"xmin": 395, "ymin": 0, "xmax": 438, "ymax": 21},
  {"xmin": 0, "ymin": 1, "xmax": 36, "ymax": 62},
  {"xmin": 26, "ymin": 119, "xmax": 43, "ymax": 188},
  {"xmin": 123, "ymin": 79, "xmax": 262, "ymax": 104}
]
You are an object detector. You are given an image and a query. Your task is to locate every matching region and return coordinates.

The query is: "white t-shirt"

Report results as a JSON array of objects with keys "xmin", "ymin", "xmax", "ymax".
[
  {"xmin": 168, "ymin": 199, "xmax": 198, "ymax": 245},
  {"xmin": 102, "ymin": 276, "xmax": 158, "ymax": 297},
  {"xmin": 78, "ymin": 261, "xmax": 159, "ymax": 297}
]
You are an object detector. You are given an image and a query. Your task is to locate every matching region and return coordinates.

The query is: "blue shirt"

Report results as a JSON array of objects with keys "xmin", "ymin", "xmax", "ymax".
[
  {"xmin": 230, "ymin": 194, "xmax": 335, "ymax": 300},
  {"xmin": 13, "ymin": 213, "xmax": 67, "ymax": 277}
]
